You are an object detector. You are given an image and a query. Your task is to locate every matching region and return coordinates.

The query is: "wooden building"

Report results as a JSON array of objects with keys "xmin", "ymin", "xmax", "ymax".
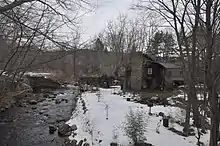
[{"xmin": 129, "ymin": 53, "xmax": 183, "ymax": 91}]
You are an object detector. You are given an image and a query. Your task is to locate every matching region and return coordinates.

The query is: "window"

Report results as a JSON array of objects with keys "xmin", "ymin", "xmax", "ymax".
[{"xmin": 148, "ymin": 68, "xmax": 152, "ymax": 74}]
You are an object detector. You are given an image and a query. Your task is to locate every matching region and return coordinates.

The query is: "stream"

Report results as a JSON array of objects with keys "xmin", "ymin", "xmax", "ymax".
[{"xmin": 0, "ymin": 86, "xmax": 78, "ymax": 146}]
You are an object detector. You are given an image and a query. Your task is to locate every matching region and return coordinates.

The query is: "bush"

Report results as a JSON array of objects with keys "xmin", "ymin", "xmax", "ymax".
[
  {"xmin": 124, "ymin": 108, "xmax": 148, "ymax": 145},
  {"xmin": 174, "ymin": 108, "xmax": 186, "ymax": 124},
  {"xmin": 112, "ymin": 126, "xmax": 119, "ymax": 144}
]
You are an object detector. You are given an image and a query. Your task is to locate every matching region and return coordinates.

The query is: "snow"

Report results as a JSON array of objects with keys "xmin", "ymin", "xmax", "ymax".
[
  {"xmin": 67, "ymin": 87, "xmax": 210, "ymax": 146},
  {"xmin": 0, "ymin": 70, "xmax": 8, "ymax": 76},
  {"xmin": 24, "ymin": 72, "xmax": 52, "ymax": 78}
]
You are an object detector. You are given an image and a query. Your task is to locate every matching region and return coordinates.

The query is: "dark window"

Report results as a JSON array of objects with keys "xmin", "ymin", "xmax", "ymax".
[{"xmin": 148, "ymin": 68, "xmax": 152, "ymax": 74}]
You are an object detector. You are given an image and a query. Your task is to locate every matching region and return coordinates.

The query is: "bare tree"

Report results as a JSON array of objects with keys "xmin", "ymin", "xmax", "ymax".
[
  {"xmin": 134, "ymin": 0, "xmax": 202, "ymax": 135},
  {"xmin": 0, "ymin": 0, "xmax": 95, "ymax": 79},
  {"xmin": 100, "ymin": 13, "xmax": 159, "ymax": 90},
  {"xmin": 135, "ymin": 1, "xmax": 220, "ymax": 146},
  {"xmin": 204, "ymin": 1, "xmax": 220, "ymax": 145}
]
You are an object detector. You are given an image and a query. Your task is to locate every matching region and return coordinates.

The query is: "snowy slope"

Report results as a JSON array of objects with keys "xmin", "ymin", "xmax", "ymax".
[{"xmin": 67, "ymin": 87, "xmax": 209, "ymax": 146}]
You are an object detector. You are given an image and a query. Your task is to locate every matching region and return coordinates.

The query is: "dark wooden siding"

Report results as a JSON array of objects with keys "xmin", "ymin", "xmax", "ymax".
[{"xmin": 142, "ymin": 62, "xmax": 164, "ymax": 89}]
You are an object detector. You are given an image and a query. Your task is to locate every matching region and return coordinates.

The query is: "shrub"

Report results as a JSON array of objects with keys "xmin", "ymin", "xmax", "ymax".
[
  {"xmin": 112, "ymin": 126, "xmax": 119, "ymax": 144},
  {"xmin": 124, "ymin": 108, "xmax": 148, "ymax": 145},
  {"xmin": 173, "ymin": 108, "xmax": 186, "ymax": 124},
  {"xmin": 83, "ymin": 116, "xmax": 95, "ymax": 145}
]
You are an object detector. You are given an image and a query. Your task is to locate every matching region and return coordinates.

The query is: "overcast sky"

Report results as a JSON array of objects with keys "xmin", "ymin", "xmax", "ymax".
[{"xmin": 80, "ymin": 0, "xmax": 137, "ymax": 41}]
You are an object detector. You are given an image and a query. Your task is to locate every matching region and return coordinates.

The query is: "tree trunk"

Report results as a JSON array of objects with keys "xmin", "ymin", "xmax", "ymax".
[
  {"xmin": 190, "ymin": 0, "xmax": 201, "ymax": 129},
  {"xmin": 123, "ymin": 66, "xmax": 131, "ymax": 91},
  {"xmin": 210, "ymin": 115, "xmax": 219, "ymax": 146},
  {"xmin": 188, "ymin": 81, "xmax": 200, "ymax": 127},
  {"xmin": 205, "ymin": 0, "xmax": 219, "ymax": 145},
  {"xmin": 209, "ymin": 89, "xmax": 219, "ymax": 146},
  {"xmin": 184, "ymin": 100, "xmax": 191, "ymax": 136}
]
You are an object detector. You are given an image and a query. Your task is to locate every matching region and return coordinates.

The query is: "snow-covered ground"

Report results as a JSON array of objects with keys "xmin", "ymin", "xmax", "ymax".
[
  {"xmin": 24, "ymin": 72, "xmax": 52, "ymax": 78},
  {"xmin": 168, "ymin": 89, "xmax": 206, "ymax": 101},
  {"xmin": 67, "ymin": 87, "xmax": 210, "ymax": 146}
]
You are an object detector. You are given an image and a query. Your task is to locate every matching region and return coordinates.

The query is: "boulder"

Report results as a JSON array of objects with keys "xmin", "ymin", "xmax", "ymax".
[
  {"xmin": 39, "ymin": 110, "xmax": 44, "ymax": 115},
  {"xmin": 150, "ymin": 96, "xmax": 160, "ymax": 104},
  {"xmin": 158, "ymin": 112, "xmax": 164, "ymax": 117},
  {"xmin": 29, "ymin": 100, "xmax": 37, "ymax": 105},
  {"xmin": 168, "ymin": 127, "xmax": 185, "ymax": 136},
  {"xmin": 110, "ymin": 142, "xmax": 118, "ymax": 146},
  {"xmin": 55, "ymin": 99, "xmax": 61, "ymax": 104},
  {"xmin": 64, "ymin": 138, "xmax": 71, "ymax": 145},
  {"xmin": 72, "ymin": 132, "xmax": 77, "ymax": 137},
  {"xmin": 38, "ymin": 97, "xmax": 46, "ymax": 102},
  {"xmin": 188, "ymin": 128, "xmax": 196, "ymax": 136},
  {"xmin": 77, "ymin": 140, "xmax": 83, "ymax": 146},
  {"xmin": 136, "ymin": 142, "xmax": 153, "ymax": 146},
  {"xmin": 82, "ymin": 106, "xmax": 87, "ymax": 111},
  {"xmin": 83, "ymin": 143, "xmax": 90, "ymax": 146},
  {"xmin": 151, "ymin": 96, "xmax": 159, "ymax": 100},
  {"xmin": 58, "ymin": 124, "xmax": 72, "ymax": 137},
  {"xmin": 31, "ymin": 106, "xmax": 37, "ymax": 110},
  {"xmin": 44, "ymin": 113, "xmax": 49, "ymax": 117},
  {"xmin": 62, "ymin": 98, "xmax": 68, "ymax": 103},
  {"xmin": 133, "ymin": 99, "xmax": 139, "ymax": 102},
  {"xmin": 42, "ymin": 103, "xmax": 49, "ymax": 107},
  {"xmin": 201, "ymin": 129, "xmax": 207, "ymax": 134},
  {"xmin": 161, "ymin": 99, "xmax": 169, "ymax": 106},
  {"xmin": 189, "ymin": 128, "xmax": 195, "ymax": 133},
  {"xmin": 71, "ymin": 124, "xmax": 77, "ymax": 131},
  {"xmin": 5, "ymin": 105, "xmax": 10, "ymax": 109},
  {"xmin": 71, "ymin": 139, "xmax": 77, "ymax": 146},
  {"xmin": 56, "ymin": 118, "xmax": 68, "ymax": 123},
  {"xmin": 43, "ymin": 94, "xmax": 49, "ymax": 98},
  {"xmin": 49, "ymin": 125, "xmax": 57, "ymax": 134},
  {"xmin": 0, "ymin": 108, "xmax": 6, "ymax": 112},
  {"xmin": 48, "ymin": 94, "xmax": 56, "ymax": 99}
]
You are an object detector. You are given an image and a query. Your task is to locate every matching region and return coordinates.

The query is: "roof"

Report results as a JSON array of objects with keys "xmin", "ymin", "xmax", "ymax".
[
  {"xmin": 142, "ymin": 53, "xmax": 157, "ymax": 61},
  {"xmin": 171, "ymin": 77, "xmax": 184, "ymax": 81},
  {"xmin": 157, "ymin": 62, "xmax": 180, "ymax": 69}
]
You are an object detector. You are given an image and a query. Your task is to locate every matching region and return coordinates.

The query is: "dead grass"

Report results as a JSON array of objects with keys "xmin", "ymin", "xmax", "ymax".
[{"xmin": 0, "ymin": 95, "xmax": 15, "ymax": 109}]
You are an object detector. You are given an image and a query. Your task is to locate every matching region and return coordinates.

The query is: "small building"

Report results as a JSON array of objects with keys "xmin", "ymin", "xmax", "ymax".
[{"xmin": 129, "ymin": 53, "xmax": 184, "ymax": 91}]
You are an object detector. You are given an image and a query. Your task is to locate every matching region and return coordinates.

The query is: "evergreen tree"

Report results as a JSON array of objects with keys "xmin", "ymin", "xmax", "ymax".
[{"xmin": 148, "ymin": 31, "xmax": 176, "ymax": 60}]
